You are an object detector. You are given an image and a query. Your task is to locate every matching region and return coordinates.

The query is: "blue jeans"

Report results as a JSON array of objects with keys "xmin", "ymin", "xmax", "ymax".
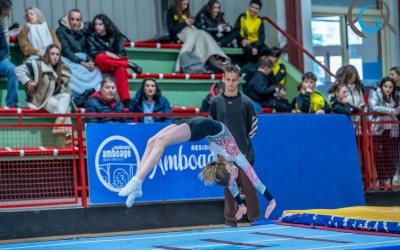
[{"xmin": 0, "ymin": 59, "xmax": 19, "ymax": 106}]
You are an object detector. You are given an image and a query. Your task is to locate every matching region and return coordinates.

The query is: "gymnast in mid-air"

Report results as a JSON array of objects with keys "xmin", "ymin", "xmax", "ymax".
[{"xmin": 119, "ymin": 116, "xmax": 276, "ymax": 220}]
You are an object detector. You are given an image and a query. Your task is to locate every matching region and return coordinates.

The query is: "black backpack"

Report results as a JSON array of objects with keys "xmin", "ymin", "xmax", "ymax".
[{"xmin": 73, "ymin": 88, "xmax": 96, "ymax": 108}]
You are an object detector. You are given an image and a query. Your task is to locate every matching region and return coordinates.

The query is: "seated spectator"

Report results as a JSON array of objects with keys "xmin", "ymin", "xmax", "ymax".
[
  {"xmin": 87, "ymin": 14, "xmax": 141, "ymax": 108},
  {"xmin": 85, "ymin": 77, "xmax": 127, "ymax": 123},
  {"xmin": 129, "ymin": 78, "xmax": 172, "ymax": 123},
  {"xmin": 243, "ymin": 56, "xmax": 277, "ymax": 112},
  {"xmin": 167, "ymin": 0, "xmax": 230, "ymax": 73},
  {"xmin": 234, "ymin": 0, "xmax": 268, "ymax": 64},
  {"xmin": 194, "ymin": 0, "xmax": 235, "ymax": 47},
  {"xmin": 295, "ymin": 72, "xmax": 330, "ymax": 114},
  {"xmin": 290, "ymin": 82, "xmax": 302, "ymax": 113},
  {"xmin": 0, "ymin": 0, "xmax": 20, "ymax": 42},
  {"xmin": 14, "ymin": 44, "xmax": 73, "ymax": 145},
  {"xmin": 266, "ymin": 84, "xmax": 291, "ymax": 112},
  {"xmin": 56, "ymin": 9, "xmax": 102, "ymax": 97},
  {"xmin": 267, "ymin": 47, "xmax": 286, "ymax": 85},
  {"xmin": 200, "ymin": 80, "xmax": 224, "ymax": 112},
  {"xmin": 329, "ymin": 83, "xmax": 360, "ymax": 115},
  {"xmin": 18, "ymin": 7, "xmax": 60, "ymax": 61},
  {"xmin": 0, "ymin": 0, "xmax": 19, "ymax": 107},
  {"xmin": 368, "ymin": 77, "xmax": 400, "ymax": 187}
]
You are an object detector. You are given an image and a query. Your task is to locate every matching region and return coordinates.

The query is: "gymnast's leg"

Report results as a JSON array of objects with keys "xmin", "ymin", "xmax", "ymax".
[{"xmin": 119, "ymin": 123, "xmax": 191, "ymax": 207}]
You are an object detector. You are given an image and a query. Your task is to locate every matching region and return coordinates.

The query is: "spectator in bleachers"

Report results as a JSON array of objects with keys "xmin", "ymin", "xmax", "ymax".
[
  {"xmin": 14, "ymin": 44, "xmax": 73, "ymax": 145},
  {"xmin": 194, "ymin": 0, "xmax": 236, "ymax": 47},
  {"xmin": 0, "ymin": 0, "xmax": 20, "ymax": 42},
  {"xmin": 234, "ymin": 0, "xmax": 268, "ymax": 64},
  {"xmin": 295, "ymin": 72, "xmax": 330, "ymax": 114},
  {"xmin": 200, "ymin": 80, "xmax": 224, "ymax": 112},
  {"xmin": 243, "ymin": 56, "xmax": 277, "ymax": 112},
  {"xmin": 87, "ymin": 14, "xmax": 140, "ymax": 108},
  {"xmin": 290, "ymin": 82, "xmax": 302, "ymax": 113},
  {"xmin": 330, "ymin": 64, "xmax": 365, "ymax": 112},
  {"xmin": 85, "ymin": 77, "xmax": 127, "ymax": 123},
  {"xmin": 368, "ymin": 77, "xmax": 400, "ymax": 187},
  {"xmin": 129, "ymin": 78, "xmax": 172, "ymax": 123},
  {"xmin": 0, "ymin": 0, "xmax": 19, "ymax": 107},
  {"xmin": 266, "ymin": 84, "xmax": 292, "ymax": 112},
  {"xmin": 18, "ymin": 7, "xmax": 60, "ymax": 61},
  {"xmin": 267, "ymin": 47, "xmax": 286, "ymax": 85},
  {"xmin": 389, "ymin": 66, "xmax": 400, "ymax": 91},
  {"xmin": 167, "ymin": 0, "xmax": 231, "ymax": 73},
  {"xmin": 56, "ymin": 9, "xmax": 102, "ymax": 97},
  {"xmin": 329, "ymin": 83, "xmax": 360, "ymax": 115}
]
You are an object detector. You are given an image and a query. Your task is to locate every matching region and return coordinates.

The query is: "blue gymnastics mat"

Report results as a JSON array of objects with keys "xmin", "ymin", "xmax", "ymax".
[{"xmin": 1, "ymin": 223, "xmax": 399, "ymax": 250}]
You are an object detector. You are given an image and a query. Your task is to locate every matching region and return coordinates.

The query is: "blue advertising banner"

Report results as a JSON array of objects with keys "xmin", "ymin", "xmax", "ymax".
[{"xmin": 86, "ymin": 123, "xmax": 222, "ymax": 204}]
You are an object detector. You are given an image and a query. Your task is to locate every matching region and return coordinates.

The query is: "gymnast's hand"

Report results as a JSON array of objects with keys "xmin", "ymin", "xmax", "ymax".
[
  {"xmin": 235, "ymin": 204, "xmax": 247, "ymax": 220},
  {"xmin": 264, "ymin": 199, "xmax": 276, "ymax": 219}
]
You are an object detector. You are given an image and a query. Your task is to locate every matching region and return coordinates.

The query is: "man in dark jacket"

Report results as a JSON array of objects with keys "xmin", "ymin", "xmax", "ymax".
[
  {"xmin": 85, "ymin": 78, "xmax": 127, "ymax": 123},
  {"xmin": 56, "ymin": 9, "xmax": 102, "ymax": 97}
]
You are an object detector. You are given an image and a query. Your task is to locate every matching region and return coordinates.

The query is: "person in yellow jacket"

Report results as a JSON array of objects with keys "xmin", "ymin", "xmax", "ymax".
[
  {"xmin": 267, "ymin": 47, "xmax": 286, "ymax": 85},
  {"xmin": 295, "ymin": 72, "xmax": 331, "ymax": 114},
  {"xmin": 234, "ymin": 0, "xmax": 268, "ymax": 64}
]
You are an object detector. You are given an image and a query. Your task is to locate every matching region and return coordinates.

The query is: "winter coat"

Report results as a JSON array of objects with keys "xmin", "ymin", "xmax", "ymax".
[
  {"xmin": 368, "ymin": 88, "xmax": 400, "ymax": 137},
  {"xmin": 14, "ymin": 59, "xmax": 71, "ymax": 109},
  {"xmin": 129, "ymin": 94, "xmax": 172, "ymax": 123},
  {"xmin": 243, "ymin": 70, "xmax": 276, "ymax": 107},
  {"xmin": 86, "ymin": 32, "xmax": 126, "ymax": 59},
  {"xmin": 18, "ymin": 25, "xmax": 60, "ymax": 59},
  {"xmin": 194, "ymin": 9, "xmax": 232, "ymax": 41},
  {"xmin": 56, "ymin": 16, "xmax": 93, "ymax": 63},
  {"xmin": 85, "ymin": 91, "xmax": 127, "ymax": 123}
]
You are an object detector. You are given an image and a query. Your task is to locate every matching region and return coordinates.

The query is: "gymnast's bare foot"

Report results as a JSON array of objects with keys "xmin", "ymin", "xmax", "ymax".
[{"xmin": 264, "ymin": 199, "xmax": 276, "ymax": 219}]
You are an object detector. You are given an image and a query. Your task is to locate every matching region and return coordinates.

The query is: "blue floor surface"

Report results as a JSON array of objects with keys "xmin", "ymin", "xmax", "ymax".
[{"xmin": 1, "ymin": 224, "xmax": 400, "ymax": 250}]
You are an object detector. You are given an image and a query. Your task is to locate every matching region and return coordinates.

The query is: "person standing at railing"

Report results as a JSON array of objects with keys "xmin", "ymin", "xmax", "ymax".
[
  {"xmin": 234, "ymin": 0, "xmax": 269, "ymax": 65},
  {"xmin": 368, "ymin": 77, "xmax": 400, "ymax": 188},
  {"xmin": 56, "ymin": 9, "xmax": 102, "ymax": 98},
  {"xmin": 167, "ymin": 0, "xmax": 231, "ymax": 73},
  {"xmin": 329, "ymin": 83, "xmax": 360, "ymax": 115},
  {"xmin": 194, "ymin": 0, "xmax": 236, "ymax": 47},
  {"xmin": 209, "ymin": 65, "xmax": 260, "ymax": 227},
  {"xmin": 87, "ymin": 14, "xmax": 142, "ymax": 108},
  {"xmin": 14, "ymin": 44, "xmax": 73, "ymax": 146},
  {"xmin": 129, "ymin": 77, "xmax": 172, "ymax": 123},
  {"xmin": 18, "ymin": 7, "xmax": 60, "ymax": 62},
  {"xmin": 0, "ymin": 0, "xmax": 19, "ymax": 107},
  {"xmin": 85, "ymin": 77, "xmax": 127, "ymax": 124}
]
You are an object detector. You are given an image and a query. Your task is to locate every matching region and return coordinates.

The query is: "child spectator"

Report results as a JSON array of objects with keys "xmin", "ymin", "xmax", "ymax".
[
  {"xmin": 129, "ymin": 78, "xmax": 172, "ymax": 123},
  {"xmin": 85, "ymin": 77, "xmax": 127, "ymax": 123},
  {"xmin": 56, "ymin": 9, "xmax": 102, "ymax": 97},
  {"xmin": 87, "ymin": 14, "xmax": 141, "ymax": 108},
  {"xmin": 195, "ymin": 0, "xmax": 236, "ymax": 47},
  {"xmin": 167, "ymin": 0, "xmax": 230, "ymax": 73},
  {"xmin": 266, "ymin": 84, "xmax": 292, "ymax": 112},
  {"xmin": 329, "ymin": 83, "xmax": 360, "ymax": 115},
  {"xmin": 0, "ymin": 0, "xmax": 19, "ymax": 107},
  {"xmin": 243, "ymin": 56, "xmax": 277, "ymax": 112},
  {"xmin": 200, "ymin": 80, "xmax": 224, "ymax": 112},
  {"xmin": 267, "ymin": 47, "xmax": 286, "ymax": 85},
  {"xmin": 368, "ymin": 77, "xmax": 400, "ymax": 187},
  {"xmin": 18, "ymin": 7, "xmax": 60, "ymax": 61},
  {"xmin": 295, "ymin": 72, "xmax": 330, "ymax": 114},
  {"xmin": 234, "ymin": 0, "xmax": 268, "ymax": 64},
  {"xmin": 14, "ymin": 44, "xmax": 73, "ymax": 145}
]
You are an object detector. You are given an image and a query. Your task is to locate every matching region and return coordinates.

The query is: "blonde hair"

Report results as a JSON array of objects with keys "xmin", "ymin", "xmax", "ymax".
[
  {"xmin": 199, "ymin": 161, "xmax": 230, "ymax": 187},
  {"xmin": 25, "ymin": 7, "xmax": 45, "ymax": 24}
]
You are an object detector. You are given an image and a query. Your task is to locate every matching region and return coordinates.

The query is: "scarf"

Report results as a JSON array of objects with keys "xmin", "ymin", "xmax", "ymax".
[{"xmin": 27, "ymin": 22, "xmax": 53, "ymax": 51}]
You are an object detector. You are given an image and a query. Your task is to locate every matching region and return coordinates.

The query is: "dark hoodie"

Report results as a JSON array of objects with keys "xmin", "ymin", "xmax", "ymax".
[
  {"xmin": 201, "ymin": 82, "xmax": 223, "ymax": 112},
  {"xmin": 85, "ymin": 91, "xmax": 127, "ymax": 123},
  {"xmin": 56, "ymin": 15, "xmax": 93, "ymax": 64}
]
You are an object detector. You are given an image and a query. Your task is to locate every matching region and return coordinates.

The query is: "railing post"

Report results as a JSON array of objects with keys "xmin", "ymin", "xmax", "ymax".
[{"xmin": 76, "ymin": 115, "xmax": 88, "ymax": 207}]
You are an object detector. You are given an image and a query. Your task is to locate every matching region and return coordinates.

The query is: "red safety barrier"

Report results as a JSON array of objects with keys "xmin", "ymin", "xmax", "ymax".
[
  {"xmin": 128, "ymin": 72, "xmax": 223, "ymax": 80},
  {"xmin": 123, "ymin": 41, "xmax": 182, "ymax": 49}
]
